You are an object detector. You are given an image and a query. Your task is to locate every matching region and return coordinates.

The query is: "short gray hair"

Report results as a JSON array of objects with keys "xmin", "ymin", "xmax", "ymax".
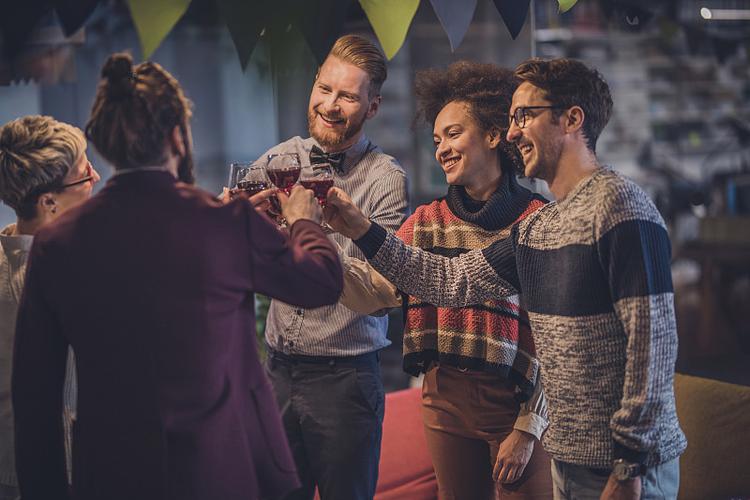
[{"xmin": 0, "ymin": 115, "xmax": 86, "ymax": 219}]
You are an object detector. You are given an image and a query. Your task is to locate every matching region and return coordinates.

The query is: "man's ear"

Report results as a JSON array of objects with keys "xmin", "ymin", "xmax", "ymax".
[
  {"xmin": 564, "ymin": 106, "xmax": 585, "ymax": 134},
  {"xmin": 366, "ymin": 95, "xmax": 381, "ymax": 120},
  {"xmin": 37, "ymin": 192, "xmax": 57, "ymax": 216},
  {"xmin": 170, "ymin": 125, "xmax": 186, "ymax": 157}
]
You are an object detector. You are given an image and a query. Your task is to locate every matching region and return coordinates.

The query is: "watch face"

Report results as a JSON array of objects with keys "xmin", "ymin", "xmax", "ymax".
[{"xmin": 612, "ymin": 461, "xmax": 641, "ymax": 481}]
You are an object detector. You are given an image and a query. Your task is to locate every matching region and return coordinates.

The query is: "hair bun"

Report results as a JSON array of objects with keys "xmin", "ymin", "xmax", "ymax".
[{"xmin": 101, "ymin": 53, "xmax": 135, "ymax": 99}]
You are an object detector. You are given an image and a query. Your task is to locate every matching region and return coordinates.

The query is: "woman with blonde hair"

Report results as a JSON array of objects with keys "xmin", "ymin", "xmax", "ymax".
[{"xmin": 0, "ymin": 115, "xmax": 100, "ymax": 500}]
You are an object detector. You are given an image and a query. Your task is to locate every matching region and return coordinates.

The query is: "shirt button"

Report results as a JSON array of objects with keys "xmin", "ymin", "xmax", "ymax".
[
  {"xmin": 289, "ymin": 341, "xmax": 295, "ymax": 347},
  {"xmin": 296, "ymin": 309, "xmax": 303, "ymax": 315}
]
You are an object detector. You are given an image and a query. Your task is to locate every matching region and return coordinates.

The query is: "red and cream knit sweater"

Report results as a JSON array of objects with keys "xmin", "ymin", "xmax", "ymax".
[{"xmin": 395, "ymin": 173, "xmax": 546, "ymax": 399}]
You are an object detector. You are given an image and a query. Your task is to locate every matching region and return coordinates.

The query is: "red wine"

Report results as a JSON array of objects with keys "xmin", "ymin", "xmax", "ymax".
[
  {"xmin": 268, "ymin": 167, "xmax": 301, "ymax": 193},
  {"xmin": 300, "ymin": 179, "xmax": 334, "ymax": 206},
  {"xmin": 233, "ymin": 180, "xmax": 270, "ymax": 197}
]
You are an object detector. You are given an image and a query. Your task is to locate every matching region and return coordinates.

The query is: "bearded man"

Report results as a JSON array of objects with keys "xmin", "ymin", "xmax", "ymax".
[{"xmin": 256, "ymin": 34, "xmax": 409, "ymax": 500}]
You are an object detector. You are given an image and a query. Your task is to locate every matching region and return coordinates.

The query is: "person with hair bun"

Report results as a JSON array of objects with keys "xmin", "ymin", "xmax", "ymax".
[
  {"xmin": 0, "ymin": 114, "xmax": 99, "ymax": 500},
  {"xmin": 337, "ymin": 61, "xmax": 552, "ymax": 499},
  {"xmin": 12, "ymin": 53, "xmax": 343, "ymax": 500}
]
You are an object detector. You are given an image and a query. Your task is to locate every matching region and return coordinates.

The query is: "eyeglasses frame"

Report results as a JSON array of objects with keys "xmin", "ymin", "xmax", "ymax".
[{"xmin": 510, "ymin": 106, "xmax": 568, "ymax": 129}]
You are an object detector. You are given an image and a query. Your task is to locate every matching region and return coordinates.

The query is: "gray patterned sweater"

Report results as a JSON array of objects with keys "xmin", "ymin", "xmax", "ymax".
[{"xmin": 356, "ymin": 168, "xmax": 687, "ymax": 468}]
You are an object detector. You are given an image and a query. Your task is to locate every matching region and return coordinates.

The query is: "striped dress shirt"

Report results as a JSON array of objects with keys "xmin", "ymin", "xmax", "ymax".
[{"xmin": 262, "ymin": 135, "xmax": 409, "ymax": 356}]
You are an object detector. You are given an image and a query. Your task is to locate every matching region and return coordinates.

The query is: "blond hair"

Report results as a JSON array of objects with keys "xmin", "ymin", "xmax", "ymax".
[
  {"xmin": 327, "ymin": 35, "xmax": 387, "ymax": 97},
  {"xmin": 0, "ymin": 115, "xmax": 86, "ymax": 219}
]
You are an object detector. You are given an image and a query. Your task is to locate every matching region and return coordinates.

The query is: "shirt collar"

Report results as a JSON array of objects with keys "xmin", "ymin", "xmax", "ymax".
[
  {"xmin": 310, "ymin": 134, "xmax": 372, "ymax": 175},
  {"xmin": 0, "ymin": 224, "xmax": 34, "ymax": 254}
]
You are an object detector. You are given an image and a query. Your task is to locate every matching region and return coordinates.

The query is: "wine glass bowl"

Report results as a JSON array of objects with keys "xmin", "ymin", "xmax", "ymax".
[
  {"xmin": 300, "ymin": 163, "xmax": 334, "ymax": 206},
  {"xmin": 228, "ymin": 162, "xmax": 270, "ymax": 199},
  {"xmin": 266, "ymin": 153, "xmax": 301, "ymax": 194}
]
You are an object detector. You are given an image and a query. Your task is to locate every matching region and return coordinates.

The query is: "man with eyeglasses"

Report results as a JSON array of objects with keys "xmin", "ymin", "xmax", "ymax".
[
  {"xmin": 324, "ymin": 58, "xmax": 686, "ymax": 500},
  {"xmin": 0, "ymin": 115, "xmax": 100, "ymax": 500}
]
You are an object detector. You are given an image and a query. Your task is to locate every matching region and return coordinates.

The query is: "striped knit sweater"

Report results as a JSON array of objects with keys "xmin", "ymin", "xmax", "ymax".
[
  {"xmin": 395, "ymin": 173, "xmax": 546, "ymax": 401},
  {"xmin": 356, "ymin": 167, "xmax": 687, "ymax": 469}
]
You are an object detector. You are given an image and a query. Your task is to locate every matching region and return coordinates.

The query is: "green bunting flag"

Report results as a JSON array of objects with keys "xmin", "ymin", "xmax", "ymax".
[
  {"xmin": 558, "ymin": 0, "xmax": 578, "ymax": 13},
  {"xmin": 359, "ymin": 0, "xmax": 419, "ymax": 60},
  {"xmin": 127, "ymin": 0, "xmax": 191, "ymax": 59}
]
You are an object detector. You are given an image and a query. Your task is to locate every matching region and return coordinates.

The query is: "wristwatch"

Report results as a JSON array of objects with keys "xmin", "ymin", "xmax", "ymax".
[{"xmin": 612, "ymin": 459, "xmax": 646, "ymax": 481}]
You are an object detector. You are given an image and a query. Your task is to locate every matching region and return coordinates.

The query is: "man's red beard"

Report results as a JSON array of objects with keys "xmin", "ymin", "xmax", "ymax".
[{"xmin": 308, "ymin": 109, "xmax": 366, "ymax": 150}]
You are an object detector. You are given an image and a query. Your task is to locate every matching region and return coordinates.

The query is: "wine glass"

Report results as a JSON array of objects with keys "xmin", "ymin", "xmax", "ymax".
[
  {"xmin": 228, "ymin": 161, "xmax": 270, "ymax": 200},
  {"xmin": 300, "ymin": 163, "xmax": 334, "ymax": 207},
  {"xmin": 266, "ymin": 153, "xmax": 301, "ymax": 195}
]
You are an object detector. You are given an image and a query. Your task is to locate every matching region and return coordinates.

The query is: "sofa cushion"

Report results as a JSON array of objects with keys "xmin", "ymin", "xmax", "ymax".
[
  {"xmin": 375, "ymin": 387, "xmax": 437, "ymax": 500},
  {"xmin": 674, "ymin": 373, "xmax": 750, "ymax": 499}
]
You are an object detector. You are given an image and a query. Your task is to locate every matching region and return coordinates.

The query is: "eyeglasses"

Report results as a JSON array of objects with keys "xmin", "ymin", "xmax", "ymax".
[
  {"xmin": 510, "ymin": 106, "xmax": 567, "ymax": 129},
  {"xmin": 61, "ymin": 161, "xmax": 95, "ymax": 189}
]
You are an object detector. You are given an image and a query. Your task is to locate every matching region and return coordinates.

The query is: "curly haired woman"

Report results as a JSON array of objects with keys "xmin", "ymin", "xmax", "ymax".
[{"xmin": 340, "ymin": 61, "xmax": 552, "ymax": 499}]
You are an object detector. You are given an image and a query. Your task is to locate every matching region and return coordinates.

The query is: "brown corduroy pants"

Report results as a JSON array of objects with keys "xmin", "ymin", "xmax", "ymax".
[{"xmin": 421, "ymin": 364, "xmax": 552, "ymax": 500}]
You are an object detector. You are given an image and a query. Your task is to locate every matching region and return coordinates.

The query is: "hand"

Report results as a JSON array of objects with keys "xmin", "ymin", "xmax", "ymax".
[
  {"xmin": 220, "ymin": 187, "xmax": 277, "ymax": 214},
  {"xmin": 280, "ymin": 185, "xmax": 322, "ymax": 226},
  {"xmin": 219, "ymin": 187, "xmax": 232, "ymax": 204},
  {"xmin": 248, "ymin": 188, "xmax": 277, "ymax": 214},
  {"xmin": 600, "ymin": 475, "xmax": 641, "ymax": 500},
  {"xmin": 323, "ymin": 187, "xmax": 371, "ymax": 239},
  {"xmin": 493, "ymin": 430, "xmax": 535, "ymax": 484}
]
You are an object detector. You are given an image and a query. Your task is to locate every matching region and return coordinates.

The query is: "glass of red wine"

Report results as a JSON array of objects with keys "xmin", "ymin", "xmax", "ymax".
[
  {"xmin": 266, "ymin": 153, "xmax": 301, "ymax": 194},
  {"xmin": 300, "ymin": 163, "xmax": 334, "ymax": 207},
  {"xmin": 300, "ymin": 163, "xmax": 335, "ymax": 231},
  {"xmin": 266, "ymin": 153, "xmax": 302, "ymax": 226},
  {"xmin": 228, "ymin": 161, "xmax": 270, "ymax": 199}
]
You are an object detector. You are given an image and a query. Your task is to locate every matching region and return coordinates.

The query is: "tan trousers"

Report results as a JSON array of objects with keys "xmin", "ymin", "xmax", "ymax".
[{"xmin": 422, "ymin": 364, "xmax": 552, "ymax": 500}]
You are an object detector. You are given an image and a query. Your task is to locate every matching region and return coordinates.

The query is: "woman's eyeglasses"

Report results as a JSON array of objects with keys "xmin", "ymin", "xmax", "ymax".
[{"xmin": 61, "ymin": 161, "xmax": 95, "ymax": 189}]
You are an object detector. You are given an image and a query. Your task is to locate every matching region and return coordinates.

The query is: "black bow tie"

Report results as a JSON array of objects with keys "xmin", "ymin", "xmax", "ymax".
[{"xmin": 310, "ymin": 145, "xmax": 346, "ymax": 175}]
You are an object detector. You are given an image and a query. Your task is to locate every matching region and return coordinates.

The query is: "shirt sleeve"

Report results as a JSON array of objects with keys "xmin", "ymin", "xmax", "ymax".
[
  {"xmin": 244, "ymin": 202, "xmax": 343, "ymax": 308},
  {"xmin": 367, "ymin": 168, "xmax": 409, "ymax": 232},
  {"xmin": 354, "ymin": 222, "xmax": 520, "ymax": 307},
  {"xmin": 513, "ymin": 376, "xmax": 549, "ymax": 441},
  {"xmin": 596, "ymin": 184, "xmax": 678, "ymax": 464},
  {"xmin": 12, "ymin": 239, "xmax": 71, "ymax": 500}
]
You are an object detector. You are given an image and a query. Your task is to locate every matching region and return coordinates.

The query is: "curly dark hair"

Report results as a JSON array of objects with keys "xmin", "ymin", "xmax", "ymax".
[
  {"xmin": 86, "ymin": 53, "xmax": 195, "ymax": 183},
  {"xmin": 414, "ymin": 61, "xmax": 522, "ymax": 175},
  {"xmin": 514, "ymin": 58, "xmax": 613, "ymax": 153}
]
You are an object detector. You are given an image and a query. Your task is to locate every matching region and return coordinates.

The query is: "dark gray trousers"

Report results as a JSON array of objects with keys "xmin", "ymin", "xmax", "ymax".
[{"xmin": 265, "ymin": 350, "xmax": 384, "ymax": 500}]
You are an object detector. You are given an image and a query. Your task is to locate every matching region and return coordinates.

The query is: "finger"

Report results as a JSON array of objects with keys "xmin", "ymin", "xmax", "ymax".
[
  {"xmin": 249, "ymin": 188, "xmax": 275, "ymax": 206},
  {"xmin": 492, "ymin": 459, "xmax": 503, "ymax": 482},
  {"xmin": 220, "ymin": 187, "xmax": 231, "ymax": 204},
  {"xmin": 503, "ymin": 465, "xmax": 518, "ymax": 484},
  {"xmin": 276, "ymin": 190, "xmax": 289, "ymax": 207},
  {"xmin": 499, "ymin": 463, "xmax": 513, "ymax": 483}
]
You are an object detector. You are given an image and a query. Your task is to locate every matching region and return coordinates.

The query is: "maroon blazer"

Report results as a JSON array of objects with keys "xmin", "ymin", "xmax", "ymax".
[{"xmin": 12, "ymin": 171, "xmax": 343, "ymax": 500}]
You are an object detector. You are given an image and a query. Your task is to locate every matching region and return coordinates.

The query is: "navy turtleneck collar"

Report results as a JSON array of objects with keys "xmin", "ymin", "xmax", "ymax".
[{"xmin": 445, "ymin": 172, "xmax": 533, "ymax": 231}]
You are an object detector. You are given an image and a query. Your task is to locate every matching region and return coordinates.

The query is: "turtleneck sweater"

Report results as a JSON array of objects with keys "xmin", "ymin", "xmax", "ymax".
[{"xmin": 395, "ymin": 173, "xmax": 547, "ymax": 400}]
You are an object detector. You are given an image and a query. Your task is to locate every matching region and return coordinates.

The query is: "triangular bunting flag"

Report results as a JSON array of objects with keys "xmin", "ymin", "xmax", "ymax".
[
  {"xmin": 429, "ymin": 0, "xmax": 477, "ymax": 51},
  {"xmin": 215, "ymin": 0, "xmax": 271, "ymax": 70},
  {"xmin": 491, "ymin": 0, "xmax": 530, "ymax": 40},
  {"xmin": 54, "ymin": 0, "xmax": 100, "ymax": 37},
  {"xmin": 558, "ymin": 0, "xmax": 578, "ymax": 13},
  {"xmin": 359, "ymin": 0, "xmax": 419, "ymax": 60},
  {"xmin": 126, "ymin": 0, "xmax": 191, "ymax": 59},
  {"xmin": 297, "ymin": 0, "xmax": 355, "ymax": 64}
]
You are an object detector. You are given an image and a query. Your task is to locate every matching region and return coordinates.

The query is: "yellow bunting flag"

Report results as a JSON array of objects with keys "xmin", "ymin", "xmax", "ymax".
[
  {"xmin": 359, "ymin": 0, "xmax": 420, "ymax": 60},
  {"xmin": 558, "ymin": 0, "xmax": 578, "ymax": 13},
  {"xmin": 127, "ymin": 0, "xmax": 192, "ymax": 59}
]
